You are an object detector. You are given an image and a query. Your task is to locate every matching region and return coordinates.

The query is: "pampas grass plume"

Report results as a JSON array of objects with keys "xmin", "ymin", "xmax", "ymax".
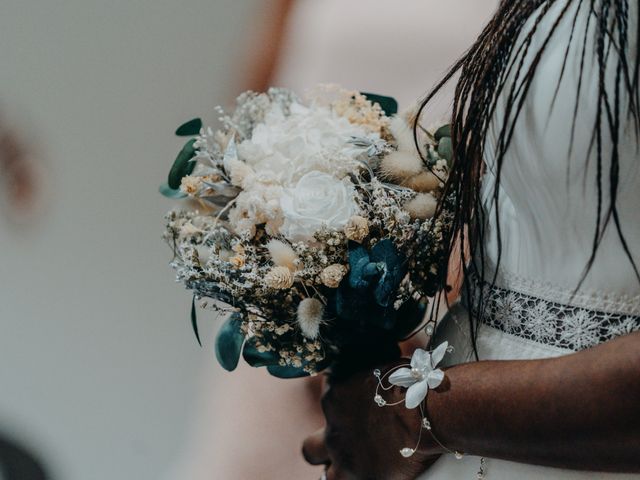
[
  {"xmin": 380, "ymin": 151, "xmax": 423, "ymax": 181},
  {"xmin": 403, "ymin": 171, "xmax": 441, "ymax": 192},
  {"xmin": 297, "ymin": 298, "xmax": 324, "ymax": 339},
  {"xmin": 404, "ymin": 193, "xmax": 438, "ymax": 220},
  {"xmin": 267, "ymin": 239, "xmax": 299, "ymax": 271}
]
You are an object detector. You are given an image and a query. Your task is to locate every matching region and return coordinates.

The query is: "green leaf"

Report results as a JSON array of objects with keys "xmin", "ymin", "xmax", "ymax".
[
  {"xmin": 175, "ymin": 118, "xmax": 202, "ymax": 136},
  {"xmin": 159, "ymin": 182, "xmax": 187, "ymax": 199},
  {"xmin": 191, "ymin": 296, "xmax": 202, "ymax": 346},
  {"xmin": 434, "ymin": 124, "xmax": 452, "ymax": 141},
  {"xmin": 215, "ymin": 313, "xmax": 245, "ymax": 371},
  {"xmin": 437, "ymin": 136, "xmax": 453, "ymax": 164},
  {"xmin": 168, "ymin": 138, "xmax": 197, "ymax": 190},
  {"xmin": 242, "ymin": 338, "xmax": 281, "ymax": 367},
  {"xmin": 267, "ymin": 364, "xmax": 311, "ymax": 379},
  {"xmin": 361, "ymin": 92, "xmax": 398, "ymax": 116}
]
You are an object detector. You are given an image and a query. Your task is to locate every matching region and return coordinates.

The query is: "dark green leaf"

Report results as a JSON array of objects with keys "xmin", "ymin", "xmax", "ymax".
[
  {"xmin": 267, "ymin": 364, "xmax": 310, "ymax": 379},
  {"xmin": 159, "ymin": 182, "xmax": 187, "ymax": 199},
  {"xmin": 437, "ymin": 137, "xmax": 453, "ymax": 164},
  {"xmin": 191, "ymin": 296, "xmax": 202, "ymax": 347},
  {"xmin": 434, "ymin": 124, "xmax": 452, "ymax": 141},
  {"xmin": 242, "ymin": 338, "xmax": 281, "ymax": 367},
  {"xmin": 215, "ymin": 312, "xmax": 245, "ymax": 371},
  {"xmin": 175, "ymin": 118, "xmax": 202, "ymax": 136},
  {"xmin": 361, "ymin": 92, "xmax": 398, "ymax": 116},
  {"xmin": 369, "ymin": 239, "xmax": 407, "ymax": 308},
  {"xmin": 168, "ymin": 138, "xmax": 197, "ymax": 189}
]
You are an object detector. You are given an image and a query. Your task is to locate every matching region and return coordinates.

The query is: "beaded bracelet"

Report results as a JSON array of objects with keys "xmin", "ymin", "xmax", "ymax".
[{"xmin": 372, "ymin": 341, "xmax": 487, "ymax": 479}]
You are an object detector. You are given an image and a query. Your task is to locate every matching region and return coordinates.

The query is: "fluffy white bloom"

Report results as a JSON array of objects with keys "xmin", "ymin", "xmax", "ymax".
[
  {"xmin": 280, "ymin": 171, "xmax": 357, "ymax": 241},
  {"xmin": 228, "ymin": 184, "xmax": 284, "ymax": 237},
  {"xmin": 237, "ymin": 101, "xmax": 374, "ymax": 186},
  {"xmin": 389, "ymin": 342, "xmax": 448, "ymax": 409}
]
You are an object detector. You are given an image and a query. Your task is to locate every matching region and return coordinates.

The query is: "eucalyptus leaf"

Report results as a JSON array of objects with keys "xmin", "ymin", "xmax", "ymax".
[
  {"xmin": 348, "ymin": 244, "xmax": 375, "ymax": 290},
  {"xmin": 175, "ymin": 118, "xmax": 202, "ymax": 136},
  {"xmin": 437, "ymin": 137, "xmax": 453, "ymax": 164},
  {"xmin": 215, "ymin": 313, "xmax": 245, "ymax": 371},
  {"xmin": 267, "ymin": 364, "xmax": 311, "ymax": 379},
  {"xmin": 370, "ymin": 239, "xmax": 407, "ymax": 308},
  {"xmin": 242, "ymin": 338, "xmax": 281, "ymax": 367},
  {"xmin": 168, "ymin": 138, "xmax": 197, "ymax": 189},
  {"xmin": 361, "ymin": 92, "xmax": 398, "ymax": 116},
  {"xmin": 191, "ymin": 296, "xmax": 202, "ymax": 347},
  {"xmin": 159, "ymin": 182, "xmax": 187, "ymax": 199},
  {"xmin": 434, "ymin": 124, "xmax": 452, "ymax": 141}
]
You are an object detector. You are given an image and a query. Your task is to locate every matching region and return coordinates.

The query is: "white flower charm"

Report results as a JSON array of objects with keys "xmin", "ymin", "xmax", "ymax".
[
  {"xmin": 389, "ymin": 342, "xmax": 448, "ymax": 409},
  {"xmin": 279, "ymin": 171, "xmax": 357, "ymax": 241}
]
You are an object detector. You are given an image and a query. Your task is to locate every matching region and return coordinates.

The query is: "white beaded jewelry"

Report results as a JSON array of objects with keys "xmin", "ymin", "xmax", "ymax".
[{"xmin": 372, "ymin": 341, "xmax": 488, "ymax": 478}]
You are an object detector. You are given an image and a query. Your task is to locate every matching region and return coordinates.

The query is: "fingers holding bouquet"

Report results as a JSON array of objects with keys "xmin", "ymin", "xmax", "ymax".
[{"xmin": 303, "ymin": 356, "xmax": 448, "ymax": 479}]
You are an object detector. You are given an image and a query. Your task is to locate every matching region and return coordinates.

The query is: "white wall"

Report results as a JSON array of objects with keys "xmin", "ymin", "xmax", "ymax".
[{"xmin": 0, "ymin": 1, "xmax": 257, "ymax": 478}]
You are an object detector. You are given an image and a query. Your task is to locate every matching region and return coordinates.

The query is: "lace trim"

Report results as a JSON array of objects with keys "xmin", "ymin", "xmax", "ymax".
[
  {"xmin": 470, "ymin": 277, "xmax": 640, "ymax": 352},
  {"xmin": 488, "ymin": 269, "xmax": 640, "ymax": 316}
]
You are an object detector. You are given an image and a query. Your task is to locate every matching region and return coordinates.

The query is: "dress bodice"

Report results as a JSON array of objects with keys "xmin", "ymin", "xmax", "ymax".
[{"xmin": 481, "ymin": 0, "xmax": 640, "ymax": 318}]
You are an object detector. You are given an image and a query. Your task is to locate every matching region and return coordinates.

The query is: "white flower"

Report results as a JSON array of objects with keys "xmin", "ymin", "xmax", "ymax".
[
  {"xmin": 389, "ymin": 342, "xmax": 448, "ymax": 409},
  {"xmin": 279, "ymin": 171, "xmax": 357, "ymax": 241},
  {"xmin": 237, "ymin": 101, "xmax": 373, "ymax": 186}
]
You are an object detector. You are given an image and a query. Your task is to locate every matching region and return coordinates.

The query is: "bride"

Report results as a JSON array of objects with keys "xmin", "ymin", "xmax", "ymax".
[{"xmin": 303, "ymin": 1, "xmax": 640, "ymax": 478}]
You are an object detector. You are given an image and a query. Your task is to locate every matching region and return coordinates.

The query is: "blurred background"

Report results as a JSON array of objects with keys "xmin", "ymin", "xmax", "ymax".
[{"xmin": 0, "ymin": 1, "xmax": 495, "ymax": 479}]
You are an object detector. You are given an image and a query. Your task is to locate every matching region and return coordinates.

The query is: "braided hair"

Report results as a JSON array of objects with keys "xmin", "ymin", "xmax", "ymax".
[{"xmin": 417, "ymin": 0, "xmax": 640, "ymax": 347}]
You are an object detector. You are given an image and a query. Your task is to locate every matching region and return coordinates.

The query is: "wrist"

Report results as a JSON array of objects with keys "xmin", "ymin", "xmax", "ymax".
[{"xmin": 420, "ymin": 366, "xmax": 465, "ymax": 457}]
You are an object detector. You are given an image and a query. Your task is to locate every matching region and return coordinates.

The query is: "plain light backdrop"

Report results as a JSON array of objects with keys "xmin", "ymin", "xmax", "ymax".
[{"xmin": 0, "ymin": 1, "xmax": 258, "ymax": 478}]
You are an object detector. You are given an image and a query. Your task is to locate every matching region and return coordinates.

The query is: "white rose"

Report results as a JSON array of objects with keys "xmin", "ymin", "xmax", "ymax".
[
  {"xmin": 279, "ymin": 171, "xmax": 357, "ymax": 241},
  {"xmin": 237, "ymin": 101, "xmax": 374, "ymax": 186}
]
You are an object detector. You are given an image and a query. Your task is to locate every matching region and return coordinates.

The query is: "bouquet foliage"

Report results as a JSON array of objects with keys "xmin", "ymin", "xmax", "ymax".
[{"xmin": 161, "ymin": 85, "xmax": 453, "ymax": 378}]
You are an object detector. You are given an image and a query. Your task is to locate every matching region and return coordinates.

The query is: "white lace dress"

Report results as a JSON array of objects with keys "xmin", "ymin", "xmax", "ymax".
[{"xmin": 421, "ymin": 1, "xmax": 640, "ymax": 479}]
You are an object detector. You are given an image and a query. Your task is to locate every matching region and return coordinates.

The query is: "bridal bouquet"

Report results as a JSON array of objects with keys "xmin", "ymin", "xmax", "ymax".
[{"xmin": 161, "ymin": 85, "xmax": 453, "ymax": 378}]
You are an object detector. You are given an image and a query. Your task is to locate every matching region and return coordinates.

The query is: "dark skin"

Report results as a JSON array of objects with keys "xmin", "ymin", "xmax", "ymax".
[{"xmin": 303, "ymin": 331, "xmax": 640, "ymax": 479}]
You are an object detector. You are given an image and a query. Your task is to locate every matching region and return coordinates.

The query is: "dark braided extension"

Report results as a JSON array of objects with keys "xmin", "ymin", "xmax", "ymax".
[{"xmin": 415, "ymin": 0, "xmax": 640, "ymax": 352}]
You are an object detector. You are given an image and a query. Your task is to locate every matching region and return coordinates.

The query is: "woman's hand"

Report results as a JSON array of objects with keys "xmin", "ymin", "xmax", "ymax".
[
  {"xmin": 302, "ymin": 360, "xmax": 443, "ymax": 480},
  {"xmin": 304, "ymin": 332, "xmax": 640, "ymax": 477}
]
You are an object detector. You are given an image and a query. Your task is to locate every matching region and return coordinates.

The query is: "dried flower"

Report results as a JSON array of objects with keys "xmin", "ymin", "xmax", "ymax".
[
  {"xmin": 404, "ymin": 193, "xmax": 438, "ymax": 220},
  {"xmin": 320, "ymin": 264, "xmax": 347, "ymax": 288},
  {"xmin": 226, "ymin": 159, "xmax": 255, "ymax": 187},
  {"xmin": 179, "ymin": 222, "xmax": 201, "ymax": 237},
  {"xmin": 264, "ymin": 266, "xmax": 294, "ymax": 289},
  {"xmin": 230, "ymin": 255, "xmax": 246, "ymax": 268},
  {"xmin": 297, "ymin": 298, "xmax": 324, "ymax": 339},
  {"xmin": 180, "ymin": 176, "xmax": 202, "ymax": 196},
  {"xmin": 344, "ymin": 215, "xmax": 369, "ymax": 243},
  {"xmin": 403, "ymin": 171, "xmax": 441, "ymax": 193},
  {"xmin": 380, "ymin": 151, "xmax": 423, "ymax": 181},
  {"xmin": 266, "ymin": 239, "xmax": 299, "ymax": 271}
]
